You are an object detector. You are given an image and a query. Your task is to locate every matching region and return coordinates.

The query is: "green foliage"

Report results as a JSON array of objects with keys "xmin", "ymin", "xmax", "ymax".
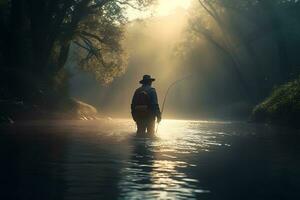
[
  {"xmin": 0, "ymin": 0, "xmax": 155, "ymax": 103},
  {"xmin": 73, "ymin": 1, "xmax": 128, "ymax": 84},
  {"xmin": 252, "ymin": 77, "xmax": 300, "ymax": 127},
  {"xmin": 68, "ymin": 1, "xmax": 155, "ymax": 84}
]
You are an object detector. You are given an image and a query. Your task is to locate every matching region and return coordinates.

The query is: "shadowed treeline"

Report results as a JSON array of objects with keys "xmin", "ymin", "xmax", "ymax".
[{"xmin": 0, "ymin": 0, "xmax": 154, "ymax": 122}]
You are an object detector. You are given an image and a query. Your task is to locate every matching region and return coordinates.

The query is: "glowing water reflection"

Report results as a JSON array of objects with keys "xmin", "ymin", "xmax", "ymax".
[{"xmin": 118, "ymin": 119, "xmax": 229, "ymax": 199}]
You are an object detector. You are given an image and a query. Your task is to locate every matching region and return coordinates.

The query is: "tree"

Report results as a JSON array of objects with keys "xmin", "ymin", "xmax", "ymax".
[
  {"xmin": 0, "ymin": 0, "xmax": 154, "ymax": 101},
  {"xmin": 188, "ymin": 0, "xmax": 254, "ymax": 100},
  {"xmin": 218, "ymin": 0, "xmax": 300, "ymax": 82},
  {"xmin": 186, "ymin": 0, "xmax": 300, "ymax": 101}
]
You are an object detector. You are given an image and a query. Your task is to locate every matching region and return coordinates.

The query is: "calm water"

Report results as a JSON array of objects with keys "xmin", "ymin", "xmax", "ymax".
[{"xmin": 1, "ymin": 119, "xmax": 300, "ymax": 200}]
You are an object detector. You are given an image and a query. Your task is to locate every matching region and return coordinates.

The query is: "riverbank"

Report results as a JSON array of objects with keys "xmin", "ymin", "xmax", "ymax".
[
  {"xmin": 0, "ymin": 98, "xmax": 99, "ymax": 124},
  {"xmin": 251, "ymin": 77, "xmax": 300, "ymax": 128}
]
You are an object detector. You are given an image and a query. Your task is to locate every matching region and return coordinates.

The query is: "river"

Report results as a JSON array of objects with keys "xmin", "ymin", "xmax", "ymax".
[{"xmin": 1, "ymin": 119, "xmax": 299, "ymax": 200}]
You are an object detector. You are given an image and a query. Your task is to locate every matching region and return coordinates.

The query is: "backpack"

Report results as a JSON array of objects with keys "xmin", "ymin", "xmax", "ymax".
[{"xmin": 133, "ymin": 89, "xmax": 151, "ymax": 117}]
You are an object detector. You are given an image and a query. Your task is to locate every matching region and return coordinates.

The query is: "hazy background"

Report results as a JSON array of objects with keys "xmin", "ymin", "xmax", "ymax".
[
  {"xmin": 68, "ymin": 0, "xmax": 300, "ymax": 120},
  {"xmin": 69, "ymin": 7, "xmax": 192, "ymax": 119}
]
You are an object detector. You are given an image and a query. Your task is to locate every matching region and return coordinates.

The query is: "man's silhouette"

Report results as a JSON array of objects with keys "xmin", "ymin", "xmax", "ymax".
[{"xmin": 131, "ymin": 75, "xmax": 161, "ymax": 135}]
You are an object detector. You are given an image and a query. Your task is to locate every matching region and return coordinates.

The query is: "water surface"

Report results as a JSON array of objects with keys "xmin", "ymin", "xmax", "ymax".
[{"xmin": 1, "ymin": 119, "xmax": 300, "ymax": 200}]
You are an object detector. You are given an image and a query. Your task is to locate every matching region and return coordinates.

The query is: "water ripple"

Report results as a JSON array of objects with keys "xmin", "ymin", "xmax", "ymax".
[{"xmin": 115, "ymin": 119, "xmax": 226, "ymax": 199}]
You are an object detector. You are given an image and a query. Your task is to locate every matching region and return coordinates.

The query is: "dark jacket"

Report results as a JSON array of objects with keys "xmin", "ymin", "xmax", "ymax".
[{"xmin": 131, "ymin": 85, "xmax": 161, "ymax": 119}]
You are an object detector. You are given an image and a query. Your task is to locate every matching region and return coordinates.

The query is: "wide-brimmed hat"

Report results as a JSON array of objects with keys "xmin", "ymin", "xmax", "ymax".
[{"xmin": 139, "ymin": 75, "xmax": 155, "ymax": 84}]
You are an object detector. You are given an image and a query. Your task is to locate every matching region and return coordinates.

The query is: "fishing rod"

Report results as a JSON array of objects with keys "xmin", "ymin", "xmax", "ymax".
[{"xmin": 155, "ymin": 75, "xmax": 192, "ymax": 134}]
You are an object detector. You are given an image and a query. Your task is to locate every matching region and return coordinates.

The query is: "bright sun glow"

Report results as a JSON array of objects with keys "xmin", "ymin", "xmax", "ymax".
[
  {"xmin": 155, "ymin": 0, "xmax": 192, "ymax": 16},
  {"xmin": 155, "ymin": 119, "xmax": 190, "ymax": 139},
  {"xmin": 126, "ymin": 0, "xmax": 192, "ymax": 20}
]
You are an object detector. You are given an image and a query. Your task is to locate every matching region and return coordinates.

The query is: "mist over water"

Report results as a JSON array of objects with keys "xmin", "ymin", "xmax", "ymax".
[
  {"xmin": 68, "ymin": 13, "xmax": 264, "ymax": 120},
  {"xmin": 69, "ymin": 0, "xmax": 300, "ymax": 121},
  {"xmin": 70, "ymin": 8, "xmax": 235, "ymax": 120},
  {"xmin": 70, "ymin": 9, "xmax": 191, "ymax": 119}
]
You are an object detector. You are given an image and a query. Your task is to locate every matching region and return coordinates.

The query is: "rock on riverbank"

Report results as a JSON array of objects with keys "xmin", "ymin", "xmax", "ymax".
[{"xmin": 0, "ymin": 98, "xmax": 99, "ymax": 124}]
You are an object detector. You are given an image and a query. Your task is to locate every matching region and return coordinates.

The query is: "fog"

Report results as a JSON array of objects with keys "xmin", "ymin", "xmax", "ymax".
[
  {"xmin": 68, "ymin": 8, "xmax": 266, "ymax": 120},
  {"xmin": 70, "ymin": 9, "xmax": 193, "ymax": 119},
  {"xmin": 69, "ymin": 0, "xmax": 300, "ymax": 120}
]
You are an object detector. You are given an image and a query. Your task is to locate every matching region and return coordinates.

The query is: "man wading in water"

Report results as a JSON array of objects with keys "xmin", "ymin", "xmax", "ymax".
[{"xmin": 131, "ymin": 75, "xmax": 162, "ymax": 136}]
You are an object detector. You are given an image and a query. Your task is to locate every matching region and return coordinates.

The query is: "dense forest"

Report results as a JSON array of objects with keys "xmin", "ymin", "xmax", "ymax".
[
  {"xmin": 0, "ymin": 0, "xmax": 154, "ymax": 120},
  {"xmin": 1, "ymin": 0, "xmax": 299, "ymax": 125}
]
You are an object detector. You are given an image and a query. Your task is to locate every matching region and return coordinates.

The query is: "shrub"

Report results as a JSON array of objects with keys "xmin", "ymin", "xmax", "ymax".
[{"xmin": 251, "ymin": 77, "xmax": 300, "ymax": 127}]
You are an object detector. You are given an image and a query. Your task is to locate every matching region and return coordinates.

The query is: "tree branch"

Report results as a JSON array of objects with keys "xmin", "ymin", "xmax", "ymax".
[{"xmin": 80, "ymin": 31, "xmax": 105, "ymax": 43}]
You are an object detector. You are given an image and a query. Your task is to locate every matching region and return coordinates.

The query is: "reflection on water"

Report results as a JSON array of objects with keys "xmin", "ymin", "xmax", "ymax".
[
  {"xmin": 118, "ymin": 120, "xmax": 224, "ymax": 199},
  {"xmin": 0, "ymin": 119, "xmax": 300, "ymax": 200},
  {"xmin": 119, "ymin": 137, "xmax": 209, "ymax": 199}
]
